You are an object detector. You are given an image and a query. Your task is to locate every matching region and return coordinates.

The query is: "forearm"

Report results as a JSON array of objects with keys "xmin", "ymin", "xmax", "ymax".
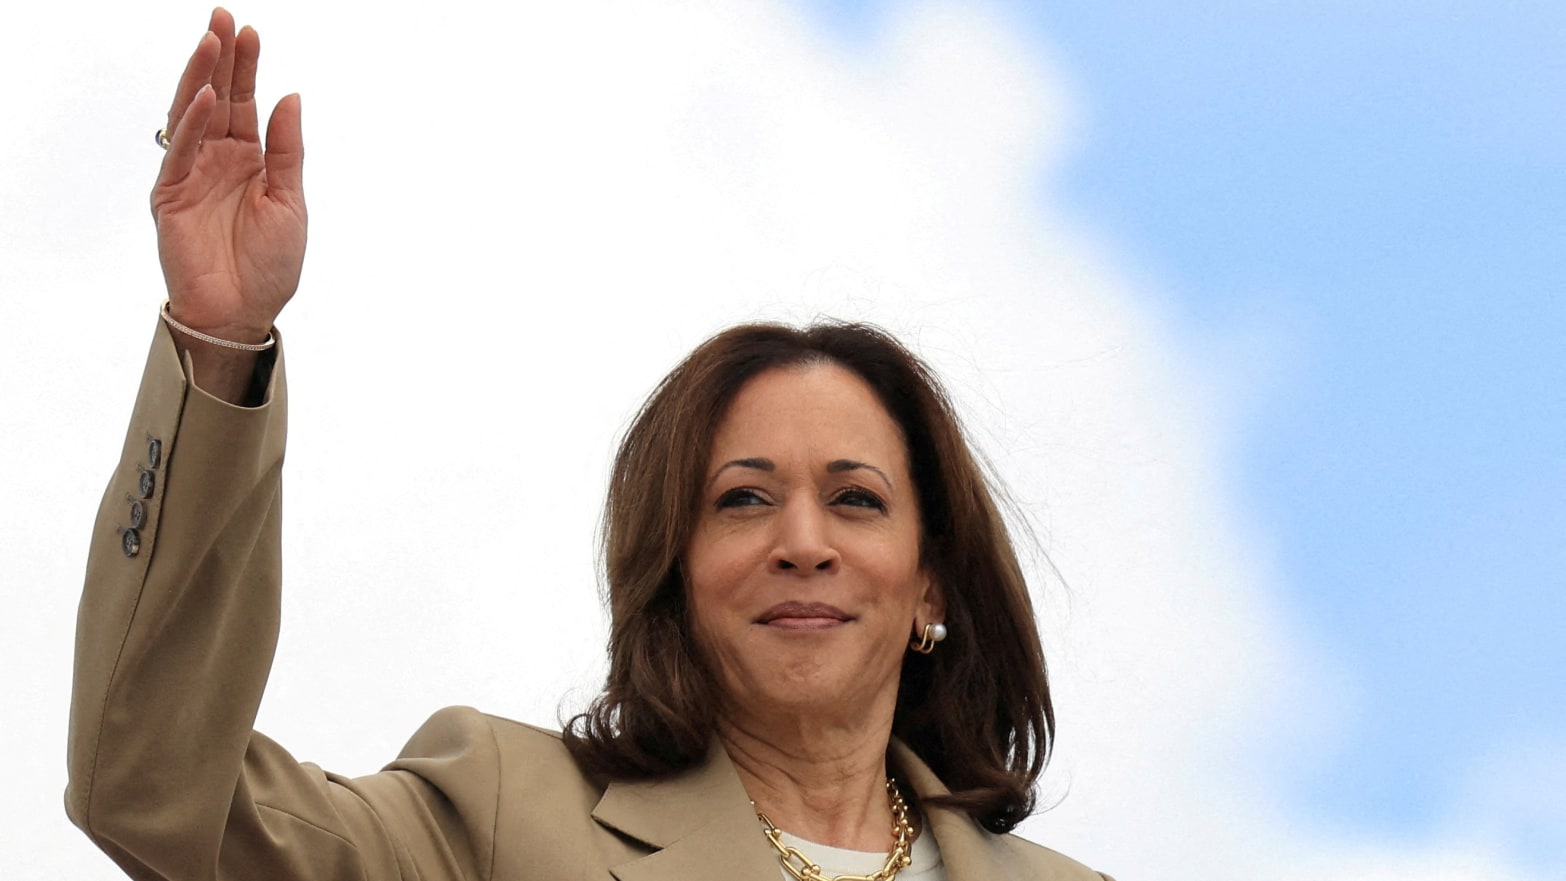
[
  {"xmin": 66, "ymin": 321, "xmax": 473, "ymax": 881},
  {"xmin": 67, "ymin": 319, "xmax": 287, "ymax": 877}
]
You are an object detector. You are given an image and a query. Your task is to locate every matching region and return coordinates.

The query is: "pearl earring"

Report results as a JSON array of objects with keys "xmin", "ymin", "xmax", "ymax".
[{"xmin": 909, "ymin": 621, "xmax": 948, "ymax": 654}]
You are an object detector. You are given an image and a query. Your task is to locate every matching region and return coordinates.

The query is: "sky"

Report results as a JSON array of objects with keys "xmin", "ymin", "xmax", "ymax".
[
  {"xmin": 954, "ymin": 0, "xmax": 1566, "ymax": 854},
  {"xmin": 792, "ymin": 0, "xmax": 1566, "ymax": 860},
  {"xmin": 1, "ymin": 1, "xmax": 1561, "ymax": 879}
]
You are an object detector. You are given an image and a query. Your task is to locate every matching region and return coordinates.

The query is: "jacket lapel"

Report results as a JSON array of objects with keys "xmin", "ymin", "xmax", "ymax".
[
  {"xmin": 592, "ymin": 738, "xmax": 1015, "ymax": 881},
  {"xmin": 592, "ymin": 739, "xmax": 780, "ymax": 881},
  {"xmin": 889, "ymin": 739, "xmax": 1012, "ymax": 881}
]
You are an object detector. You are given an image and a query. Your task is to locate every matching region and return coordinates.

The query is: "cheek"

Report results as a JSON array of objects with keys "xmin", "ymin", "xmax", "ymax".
[
  {"xmin": 870, "ymin": 535, "xmax": 926, "ymax": 597},
  {"xmin": 686, "ymin": 519, "xmax": 768, "ymax": 597},
  {"xmin": 683, "ymin": 538, "xmax": 748, "ymax": 636}
]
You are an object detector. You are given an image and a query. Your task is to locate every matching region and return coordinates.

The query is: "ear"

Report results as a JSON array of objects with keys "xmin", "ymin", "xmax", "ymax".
[{"xmin": 915, "ymin": 569, "xmax": 946, "ymax": 628}]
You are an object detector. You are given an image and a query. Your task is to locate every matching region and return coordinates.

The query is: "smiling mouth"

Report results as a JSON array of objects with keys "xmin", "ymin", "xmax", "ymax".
[{"xmin": 756, "ymin": 601, "xmax": 853, "ymax": 628}]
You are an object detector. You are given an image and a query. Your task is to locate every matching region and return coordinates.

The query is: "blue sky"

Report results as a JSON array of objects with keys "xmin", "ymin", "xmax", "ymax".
[{"xmin": 802, "ymin": 0, "xmax": 1566, "ymax": 861}]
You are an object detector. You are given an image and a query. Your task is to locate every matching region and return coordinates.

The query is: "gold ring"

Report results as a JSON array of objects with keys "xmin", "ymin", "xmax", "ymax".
[{"xmin": 155, "ymin": 128, "xmax": 172, "ymax": 149}]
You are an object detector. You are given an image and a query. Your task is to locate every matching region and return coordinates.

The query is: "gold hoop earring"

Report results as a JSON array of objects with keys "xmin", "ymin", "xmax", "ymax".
[{"xmin": 909, "ymin": 621, "xmax": 948, "ymax": 654}]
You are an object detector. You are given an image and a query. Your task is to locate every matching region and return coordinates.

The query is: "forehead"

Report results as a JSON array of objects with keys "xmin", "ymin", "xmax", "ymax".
[{"xmin": 708, "ymin": 364, "xmax": 910, "ymax": 469}]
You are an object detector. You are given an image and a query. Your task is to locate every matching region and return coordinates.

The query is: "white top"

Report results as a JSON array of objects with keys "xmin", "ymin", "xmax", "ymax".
[{"xmin": 775, "ymin": 822, "xmax": 948, "ymax": 881}]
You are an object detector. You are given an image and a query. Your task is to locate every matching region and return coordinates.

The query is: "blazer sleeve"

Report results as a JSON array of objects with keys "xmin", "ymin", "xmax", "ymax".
[{"xmin": 65, "ymin": 321, "xmax": 491, "ymax": 881}]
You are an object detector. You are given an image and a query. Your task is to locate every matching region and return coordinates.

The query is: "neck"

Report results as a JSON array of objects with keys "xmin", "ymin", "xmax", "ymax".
[{"xmin": 719, "ymin": 703, "xmax": 898, "ymax": 851}]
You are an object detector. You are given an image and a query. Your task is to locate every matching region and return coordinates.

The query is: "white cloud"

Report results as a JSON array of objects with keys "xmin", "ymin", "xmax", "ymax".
[{"xmin": 0, "ymin": 1, "xmax": 1550, "ymax": 878}]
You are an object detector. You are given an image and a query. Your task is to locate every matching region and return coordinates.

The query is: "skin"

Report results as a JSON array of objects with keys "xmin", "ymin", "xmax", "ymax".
[
  {"xmin": 154, "ymin": 8, "xmax": 306, "ymax": 404},
  {"xmin": 687, "ymin": 364, "xmax": 946, "ymax": 851}
]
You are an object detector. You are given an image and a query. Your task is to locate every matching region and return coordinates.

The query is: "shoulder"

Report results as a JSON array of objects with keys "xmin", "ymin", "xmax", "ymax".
[
  {"xmin": 318, "ymin": 708, "xmax": 623, "ymax": 878},
  {"xmin": 396, "ymin": 705, "xmax": 568, "ymax": 758},
  {"xmin": 367, "ymin": 707, "xmax": 608, "ymax": 873},
  {"xmin": 387, "ymin": 705, "xmax": 605, "ymax": 815},
  {"xmin": 392, "ymin": 705, "xmax": 592, "ymax": 789},
  {"xmin": 990, "ymin": 831, "xmax": 1115, "ymax": 881}
]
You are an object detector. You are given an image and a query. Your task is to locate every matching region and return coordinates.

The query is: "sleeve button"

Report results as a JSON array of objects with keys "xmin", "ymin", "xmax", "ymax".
[
  {"xmin": 121, "ymin": 528, "xmax": 141, "ymax": 558},
  {"xmin": 147, "ymin": 438, "xmax": 163, "ymax": 469},
  {"xmin": 129, "ymin": 500, "xmax": 147, "ymax": 529},
  {"xmin": 138, "ymin": 469, "xmax": 155, "ymax": 499}
]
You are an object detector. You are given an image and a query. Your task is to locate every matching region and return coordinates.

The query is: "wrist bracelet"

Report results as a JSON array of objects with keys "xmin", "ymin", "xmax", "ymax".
[{"xmin": 160, "ymin": 300, "xmax": 276, "ymax": 352}]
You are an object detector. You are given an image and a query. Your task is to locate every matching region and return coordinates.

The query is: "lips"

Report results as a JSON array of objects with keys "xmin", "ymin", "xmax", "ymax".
[{"xmin": 756, "ymin": 601, "xmax": 853, "ymax": 626}]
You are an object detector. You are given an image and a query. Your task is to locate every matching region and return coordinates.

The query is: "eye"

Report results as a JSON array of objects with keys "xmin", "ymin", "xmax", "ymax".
[
  {"xmin": 832, "ymin": 487, "xmax": 887, "ymax": 511},
  {"xmin": 715, "ymin": 487, "xmax": 769, "ymax": 509}
]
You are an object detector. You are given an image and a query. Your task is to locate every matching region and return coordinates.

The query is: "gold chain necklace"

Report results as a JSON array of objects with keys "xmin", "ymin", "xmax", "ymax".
[{"xmin": 754, "ymin": 778, "xmax": 914, "ymax": 881}]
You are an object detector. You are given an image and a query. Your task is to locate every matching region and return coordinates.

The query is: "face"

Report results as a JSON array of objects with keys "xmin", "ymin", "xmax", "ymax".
[{"xmin": 685, "ymin": 363, "xmax": 944, "ymax": 725}]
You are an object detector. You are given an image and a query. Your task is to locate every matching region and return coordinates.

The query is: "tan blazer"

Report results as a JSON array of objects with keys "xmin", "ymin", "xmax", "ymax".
[{"xmin": 66, "ymin": 323, "xmax": 1114, "ymax": 881}]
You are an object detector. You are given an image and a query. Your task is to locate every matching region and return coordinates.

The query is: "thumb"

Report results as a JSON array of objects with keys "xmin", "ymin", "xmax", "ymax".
[{"xmin": 263, "ymin": 93, "xmax": 304, "ymax": 200}]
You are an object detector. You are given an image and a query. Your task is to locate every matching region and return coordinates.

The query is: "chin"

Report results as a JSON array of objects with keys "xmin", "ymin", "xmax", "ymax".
[{"xmin": 738, "ymin": 660, "xmax": 894, "ymax": 718}]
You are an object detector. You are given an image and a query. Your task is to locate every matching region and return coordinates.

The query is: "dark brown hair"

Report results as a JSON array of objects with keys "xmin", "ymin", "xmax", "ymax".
[{"xmin": 563, "ymin": 321, "xmax": 1053, "ymax": 833}]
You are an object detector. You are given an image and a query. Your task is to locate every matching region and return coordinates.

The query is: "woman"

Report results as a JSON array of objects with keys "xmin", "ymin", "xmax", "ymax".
[{"xmin": 66, "ymin": 10, "xmax": 1113, "ymax": 881}]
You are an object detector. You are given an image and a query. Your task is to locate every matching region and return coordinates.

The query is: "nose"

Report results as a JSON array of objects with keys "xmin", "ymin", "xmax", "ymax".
[{"xmin": 769, "ymin": 497, "xmax": 840, "ymax": 574}]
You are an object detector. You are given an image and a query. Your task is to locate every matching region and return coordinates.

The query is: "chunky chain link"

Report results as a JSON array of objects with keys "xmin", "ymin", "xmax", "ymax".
[{"xmin": 755, "ymin": 778, "xmax": 914, "ymax": 881}]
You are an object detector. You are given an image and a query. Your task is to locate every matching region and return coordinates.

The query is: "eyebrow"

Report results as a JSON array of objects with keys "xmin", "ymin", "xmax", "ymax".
[
  {"xmin": 709, "ymin": 458, "xmax": 776, "ymax": 487},
  {"xmin": 707, "ymin": 457, "xmax": 893, "ymax": 490},
  {"xmin": 826, "ymin": 459, "xmax": 893, "ymax": 490}
]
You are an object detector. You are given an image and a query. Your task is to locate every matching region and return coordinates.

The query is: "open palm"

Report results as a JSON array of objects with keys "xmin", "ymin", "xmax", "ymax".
[{"xmin": 154, "ymin": 8, "xmax": 305, "ymax": 344}]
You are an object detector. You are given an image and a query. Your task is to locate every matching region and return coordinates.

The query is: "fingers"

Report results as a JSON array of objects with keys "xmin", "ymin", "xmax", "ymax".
[
  {"xmin": 228, "ymin": 26, "xmax": 262, "ymax": 142},
  {"xmin": 206, "ymin": 7, "xmax": 238, "ymax": 139},
  {"xmin": 263, "ymin": 93, "xmax": 305, "ymax": 203},
  {"xmin": 159, "ymin": 84, "xmax": 216, "ymax": 187},
  {"xmin": 165, "ymin": 31, "xmax": 220, "ymax": 138}
]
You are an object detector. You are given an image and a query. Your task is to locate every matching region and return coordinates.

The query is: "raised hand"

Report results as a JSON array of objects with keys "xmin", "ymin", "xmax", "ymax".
[{"xmin": 154, "ymin": 7, "xmax": 305, "ymax": 348}]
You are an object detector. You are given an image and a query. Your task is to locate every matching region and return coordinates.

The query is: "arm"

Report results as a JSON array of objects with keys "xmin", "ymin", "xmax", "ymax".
[
  {"xmin": 66, "ymin": 11, "xmax": 484, "ymax": 880},
  {"xmin": 66, "ymin": 319, "xmax": 290, "ymax": 877},
  {"xmin": 66, "ymin": 323, "xmax": 488, "ymax": 881}
]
